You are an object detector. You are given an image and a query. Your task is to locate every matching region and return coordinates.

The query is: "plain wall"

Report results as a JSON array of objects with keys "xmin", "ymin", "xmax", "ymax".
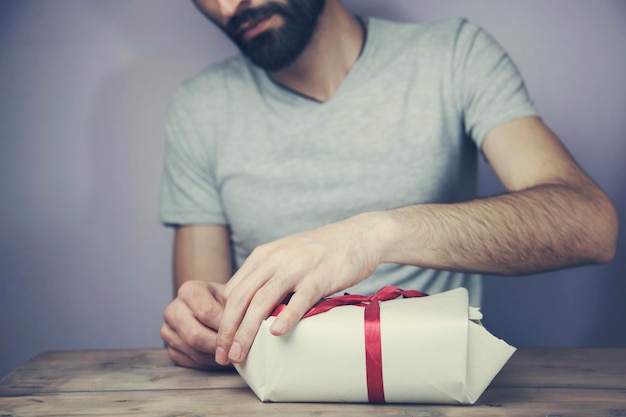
[{"xmin": 1, "ymin": 0, "xmax": 624, "ymax": 378}]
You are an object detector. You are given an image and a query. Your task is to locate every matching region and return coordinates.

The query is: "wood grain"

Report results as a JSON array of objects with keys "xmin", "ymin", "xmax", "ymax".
[
  {"xmin": 1, "ymin": 348, "xmax": 625, "ymax": 417},
  {"xmin": 0, "ymin": 349, "xmax": 245, "ymax": 396},
  {"xmin": 491, "ymin": 347, "xmax": 626, "ymax": 389},
  {"xmin": 1, "ymin": 387, "xmax": 625, "ymax": 417}
]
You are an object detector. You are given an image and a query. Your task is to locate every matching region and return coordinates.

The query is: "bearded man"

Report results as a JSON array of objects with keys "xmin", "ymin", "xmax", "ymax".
[{"xmin": 159, "ymin": 0, "xmax": 618, "ymax": 369}]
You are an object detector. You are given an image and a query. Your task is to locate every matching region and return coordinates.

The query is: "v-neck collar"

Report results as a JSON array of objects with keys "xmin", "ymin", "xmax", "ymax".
[{"xmin": 250, "ymin": 17, "xmax": 376, "ymax": 109}]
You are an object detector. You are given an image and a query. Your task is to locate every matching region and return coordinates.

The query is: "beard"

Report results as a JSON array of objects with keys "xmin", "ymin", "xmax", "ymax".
[{"xmin": 222, "ymin": 0, "xmax": 326, "ymax": 71}]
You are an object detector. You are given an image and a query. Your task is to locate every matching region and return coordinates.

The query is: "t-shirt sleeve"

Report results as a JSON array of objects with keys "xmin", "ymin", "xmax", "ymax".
[
  {"xmin": 453, "ymin": 20, "xmax": 539, "ymax": 149},
  {"xmin": 159, "ymin": 84, "xmax": 227, "ymax": 226}
]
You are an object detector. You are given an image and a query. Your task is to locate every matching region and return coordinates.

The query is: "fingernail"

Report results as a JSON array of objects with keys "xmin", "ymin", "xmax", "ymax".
[
  {"xmin": 228, "ymin": 342, "xmax": 242, "ymax": 363},
  {"xmin": 270, "ymin": 318, "xmax": 286, "ymax": 334},
  {"xmin": 215, "ymin": 346, "xmax": 228, "ymax": 365}
]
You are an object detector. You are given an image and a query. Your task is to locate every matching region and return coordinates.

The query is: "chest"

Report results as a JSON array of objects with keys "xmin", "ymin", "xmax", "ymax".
[{"xmin": 214, "ymin": 93, "xmax": 474, "ymax": 250}]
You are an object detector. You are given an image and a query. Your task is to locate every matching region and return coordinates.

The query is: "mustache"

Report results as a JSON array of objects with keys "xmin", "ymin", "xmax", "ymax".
[{"xmin": 225, "ymin": 2, "xmax": 292, "ymax": 36}]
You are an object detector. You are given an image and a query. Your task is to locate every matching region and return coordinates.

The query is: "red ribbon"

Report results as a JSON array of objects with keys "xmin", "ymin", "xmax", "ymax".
[{"xmin": 271, "ymin": 286, "xmax": 428, "ymax": 403}]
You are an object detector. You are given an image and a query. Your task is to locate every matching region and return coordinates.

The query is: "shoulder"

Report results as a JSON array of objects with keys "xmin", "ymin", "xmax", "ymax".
[
  {"xmin": 368, "ymin": 16, "xmax": 490, "ymax": 56},
  {"xmin": 359, "ymin": 17, "xmax": 484, "ymax": 80},
  {"xmin": 371, "ymin": 17, "xmax": 477, "ymax": 42},
  {"xmin": 170, "ymin": 55, "xmax": 254, "ymax": 111},
  {"xmin": 165, "ymin": 56, "xmax": 256, "ymax": 152}
]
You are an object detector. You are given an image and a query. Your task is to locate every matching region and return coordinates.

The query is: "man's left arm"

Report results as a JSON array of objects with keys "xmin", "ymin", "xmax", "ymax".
[
  {"xmin": 214, "ymin": 116, "xmax": 618, "ymax": 366},
  {"xmin": 378, "ymin": 116, "xmax": 618, "ymax": 274}
]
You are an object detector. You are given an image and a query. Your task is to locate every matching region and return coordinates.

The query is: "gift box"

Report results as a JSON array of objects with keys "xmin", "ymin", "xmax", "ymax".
[{"xmin": 234, "ymin": 286, "xmax": 515, "ymax": 404}]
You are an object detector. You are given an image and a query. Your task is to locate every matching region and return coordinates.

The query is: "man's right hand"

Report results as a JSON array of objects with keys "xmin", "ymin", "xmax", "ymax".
[{"xmin": 160, "ymin": 280, "xmax": 230, "ymax": 370}]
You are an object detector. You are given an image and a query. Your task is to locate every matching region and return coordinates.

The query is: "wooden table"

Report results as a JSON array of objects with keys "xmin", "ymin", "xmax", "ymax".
[{"xmin": 0, "ymin": 348, "xmax": 624, "ymax": 416}]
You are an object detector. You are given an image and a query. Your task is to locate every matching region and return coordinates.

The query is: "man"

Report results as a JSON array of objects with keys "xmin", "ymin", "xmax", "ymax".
[{"xmin": 159, "ymin": 0, "xmax": 618, "ymax": 370}]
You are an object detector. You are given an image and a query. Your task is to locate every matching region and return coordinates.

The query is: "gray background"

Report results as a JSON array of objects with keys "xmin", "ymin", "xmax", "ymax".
[{"xmin": 1, "ymin": 0, "xmax": 624, "ymax": 379}]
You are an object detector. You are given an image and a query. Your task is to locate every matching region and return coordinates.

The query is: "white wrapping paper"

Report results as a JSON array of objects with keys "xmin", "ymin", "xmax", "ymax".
[{"xmin": 234, "ymin": 287, "xmax": 515, "ymax": 404}]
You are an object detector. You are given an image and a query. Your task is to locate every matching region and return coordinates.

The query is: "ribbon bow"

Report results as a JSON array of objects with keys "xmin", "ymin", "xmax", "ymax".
[{"xmin": 271, "ymin": 286, "xmax": 428, "ymax": 403}]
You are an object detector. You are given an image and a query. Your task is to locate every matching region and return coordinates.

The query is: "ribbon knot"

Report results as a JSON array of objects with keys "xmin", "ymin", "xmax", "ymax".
[{"xmin": 271, "ymin": 286, "xmax": 428, "ymax": 403}]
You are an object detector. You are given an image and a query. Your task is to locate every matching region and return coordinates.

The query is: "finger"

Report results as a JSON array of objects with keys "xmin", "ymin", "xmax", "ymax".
[
  {"xmin": 161, "ymin": 322, "xmax": 217, "ymax": 365},
  {"xmin": 224, "ymin": 244, "xmax": 274, "ymax": 297},
  {"xmin": 166, "ymin": 345, "xmax": 203, "ymax": 368},
  {"xmin": 270, "ymin": 284, "xmax": 323, "ymax": 336},
  {"xmin": 178, "ymin": 282, "xmax": 224, "ymax": 330},
  {"xmin": 166, "ymin": 345, "xmax": 227, "ymax": 370},
  {"xmin": 216, "ymin": 265, "xmax": 278, "ymax": 365},
  {"xmin": 227, "ymin": 278, "xmax": 292, "ymax": 364},
  {"xmin": 214, "ymin": 287, "xmax": 256, "ymax": 365},
  {"xmin": 163, "ymin": 300, "xmax": 219, "ymax": 354}
]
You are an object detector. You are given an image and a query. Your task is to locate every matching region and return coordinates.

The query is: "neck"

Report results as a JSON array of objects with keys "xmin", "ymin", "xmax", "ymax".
[{"xmin": 270, "ymin": 0, "xmax": 364, "ymax": 102}]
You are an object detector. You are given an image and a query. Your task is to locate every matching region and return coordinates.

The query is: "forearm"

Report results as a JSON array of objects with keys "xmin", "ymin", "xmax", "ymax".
[
  {"xmin": 368, "ymin": 182, "xmax": 618, "ymax": 275},
  {"xmin": 173, "ymin": 225, "xmax": 233, "ymax": 291}
]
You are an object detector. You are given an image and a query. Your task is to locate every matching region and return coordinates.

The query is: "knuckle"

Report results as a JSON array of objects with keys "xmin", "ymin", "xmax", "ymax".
[
  {"xmin": 237, "ymin": 321, "xmax": 260, "ymax": 342},
  {"xmin": 258, "ymin": 278, "xmax": 283, "ymax": 298},
  {"xmin": 177, "ymin": 280, "xmax": 193, "ymax": 297},
  {"xmin": 226, "ymin": 284, "xmax": 250, "ymax": 306},
  {"xmin": 217, "ymin": 325, "xmax": 235, "ymax": 340},
  {"xmin": 225, "ymin": 281, "xmax": 242, "ymax": 299},
  {"xmin": 177, "ymin": 280, "xmax": 204, "ymax": 301},
  {"xmin": 182, "ymin": 328, "xmax": 204, "ymax": 350},
  {"xmin": 196, "ymin": 302, "xmax": 216, "ymax": 322},
  {"xmin": 163, "ymin": 304, "xmax": 175, "ymax": 324},
  {"xmin": 296, "ymin": 282, "xmax": 324, "ymax": 304},
  {"xmin": 217, "ymin": 325, "xmax": 236, "ymax": 345},
  {"xmin": 302, "ymin": 281, "xmax": 323, "ymax": 298},
  {"xmin": 245, "ymin": 280, "xmax": 286, "ymax": 319},
  {"xmin": 159, "ymin": 324, "xmax": 170, "ymax": 343}
]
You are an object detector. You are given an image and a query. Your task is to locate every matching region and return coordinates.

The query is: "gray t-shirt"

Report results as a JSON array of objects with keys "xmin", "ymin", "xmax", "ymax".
[{"xmin": 159, "ymin": 17, "xmax": 538, "ymax": 306}]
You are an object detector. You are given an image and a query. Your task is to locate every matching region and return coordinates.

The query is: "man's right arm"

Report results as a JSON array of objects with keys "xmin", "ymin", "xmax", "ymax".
[
  {"xmin": 173, "ymin": 224, "xmax": 232, "ymax": 290},
  {"xmin": 160, "ymin": 224, "xmax": 233, "ymax": 370}
]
